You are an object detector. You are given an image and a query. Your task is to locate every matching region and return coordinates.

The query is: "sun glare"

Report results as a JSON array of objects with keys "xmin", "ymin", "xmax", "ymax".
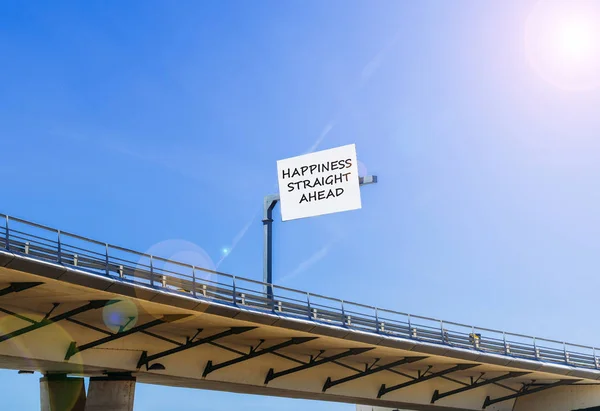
[
  {"xmin": 525, "ymin": 0, "xmax": 600, "ymax": 91},
  {"xmin": 558, "ymin": 19, "xmax": 594, "ymax": 62}
]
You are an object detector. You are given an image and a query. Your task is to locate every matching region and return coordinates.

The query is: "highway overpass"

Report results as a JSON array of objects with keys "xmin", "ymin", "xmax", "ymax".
[{"xmin": 0, "ymin": 213, "xmax": 599, "ymax": 411}]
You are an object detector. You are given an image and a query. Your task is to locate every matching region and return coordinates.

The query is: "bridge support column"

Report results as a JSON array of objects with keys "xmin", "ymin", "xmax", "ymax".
[
  {"xmin": 84, "ymin": 374, "xmax": 136, "ymax": 411},
  {"xmin": 512, "ymin": 385, "xmax": 600, "ymax": 411},
  {"xmin": 40, "ymin": 374, "xmax": 86, "ymax": 411}
]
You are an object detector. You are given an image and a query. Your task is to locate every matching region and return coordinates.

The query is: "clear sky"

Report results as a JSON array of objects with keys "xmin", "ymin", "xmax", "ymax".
[{"xmin": 2, "ymin": 0, "xmax": 600, "ymax": 410}]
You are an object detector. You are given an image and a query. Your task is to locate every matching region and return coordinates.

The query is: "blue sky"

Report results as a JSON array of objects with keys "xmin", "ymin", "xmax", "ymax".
[{"xmin": 2, "ymin": 0, "xmax": 600, "ymax": 409}]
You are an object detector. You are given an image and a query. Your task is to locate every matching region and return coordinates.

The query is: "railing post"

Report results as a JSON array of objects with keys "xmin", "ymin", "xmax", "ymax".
[
  {"xmin": 57, "ymin": 230, "xmax": 62, "ymax": 263},
  {"xmin": 307, "ymin": 292, "xmax": 311, "ymax": 320},
  {"xmin": 341, "ymin": 300, "xmax": 346, "ymax": 326},
  {"xmin": 105, "ymin": 244, "xmax": 110, "ymax": 276},
  {"xmin": 4, "ymin": 215, "xmax": 9, "ymax": 250},
  {"xmin": 150, "ymin": 255, "xmax": 154, "ymax": 287},
  {"xmin": 470, "ymin": 326, "xmax": 480, "ymax": 349},
  {"xmin": 270, "ymin": 285, "xmax": 276, "ymax": 313},
  {"xmin": 192, "ymin": 266, "xmax": 197, "ymax": 298},
  {"xmin": 564, "ymin": 342, "xmax": 569, "ymax": 364},
  {"xmin": 533, "ymin": 337, "xmax": 539, "ymax": 359},
  {"xmin": 375, "ymin": 307, "xmax": 379, "ymax": 332},
  {"xmin": 232, "ymin": 276, "xmax": 237, "ymax": 305},
  {"xmin": 440, "ymin": 320, "xmax": 445, "ymax": 343}
]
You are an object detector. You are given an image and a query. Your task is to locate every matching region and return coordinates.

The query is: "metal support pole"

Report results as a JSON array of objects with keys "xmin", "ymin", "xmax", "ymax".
[
  {"xmin": 262, "ymin": 175, "xmax": 377, "ymax": 300},
  {"xmin": 262, "ymin": 195, "xmax": 279, "ymax": 299}
]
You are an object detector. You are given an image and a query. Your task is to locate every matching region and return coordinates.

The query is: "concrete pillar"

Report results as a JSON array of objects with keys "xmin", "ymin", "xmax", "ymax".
[
  {"xmin": 40, "ymin": 374, "xmax": 86, "ymax": 411},
  {"xmin": 512, "ymin": 384, "xmax": 600, "ymax": 411},
  {"xmin": 84, "ymin": 374, "xmax": 136, "ymax": 411}
]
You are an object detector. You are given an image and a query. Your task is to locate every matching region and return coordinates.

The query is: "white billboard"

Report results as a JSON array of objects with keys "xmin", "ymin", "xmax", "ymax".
[{"xmin": 276, "ymin": 144, "xmax": 362, "ymax": 221}]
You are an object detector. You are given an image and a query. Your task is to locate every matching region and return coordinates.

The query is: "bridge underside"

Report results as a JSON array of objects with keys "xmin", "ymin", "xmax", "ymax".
[{"xmin": 0, "ymin": 252, "xmax": 599, "ymax": 411}]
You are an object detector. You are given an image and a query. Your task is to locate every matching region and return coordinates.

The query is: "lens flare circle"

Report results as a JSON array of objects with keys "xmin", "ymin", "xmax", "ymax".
[
  {"xmin": 142, "ymin": 239, "xmax": 216, "ymax": 280},
  {"xmin": 102, "ymin": 299, "xmax": 139, "ymax": 333},
  {"xmin": 130, "ymin": 239, "xmax": 217, "ymax": 303}
]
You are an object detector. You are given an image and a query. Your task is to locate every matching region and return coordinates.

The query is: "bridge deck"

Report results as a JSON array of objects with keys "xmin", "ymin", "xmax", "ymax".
[
  {"xmin": 0, "ymin": 213, "xmax": 597, "ymax": 372},
  {"xmin": 0, "ymin": 213, "xmax": 599, "ymax": 411}
]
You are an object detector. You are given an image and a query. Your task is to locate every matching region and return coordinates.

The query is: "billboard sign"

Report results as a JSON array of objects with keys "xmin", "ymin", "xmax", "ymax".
[{"xmin": 276, "ymin": 144, "xmax": 362, "ymax": 221}]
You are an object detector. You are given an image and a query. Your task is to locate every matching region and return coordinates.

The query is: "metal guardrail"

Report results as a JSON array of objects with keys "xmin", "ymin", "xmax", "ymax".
[{"xmin": 0, "ymin": 213, "xmax": 598, "ymax": 371}]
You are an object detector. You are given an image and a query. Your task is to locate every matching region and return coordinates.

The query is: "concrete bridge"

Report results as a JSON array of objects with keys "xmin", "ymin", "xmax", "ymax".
[{"xmin": 0, "ymin": 213, "xmax": 599, "ymax": 411}]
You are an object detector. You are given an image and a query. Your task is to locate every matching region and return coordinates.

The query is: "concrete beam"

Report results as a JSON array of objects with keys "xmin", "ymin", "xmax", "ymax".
[
  {"xmin": 85, "ymin": 374, "xmax": 136, "ymax": 411},
  {"xmin": 40, "ymin": 375, "xmax": 86, "ymax": 411}
]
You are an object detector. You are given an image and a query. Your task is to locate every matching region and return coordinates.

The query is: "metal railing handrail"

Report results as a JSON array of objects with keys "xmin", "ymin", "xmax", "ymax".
[{"xmin": 1, "ymin": 212, "xmax": 599, "ymax": 370}]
